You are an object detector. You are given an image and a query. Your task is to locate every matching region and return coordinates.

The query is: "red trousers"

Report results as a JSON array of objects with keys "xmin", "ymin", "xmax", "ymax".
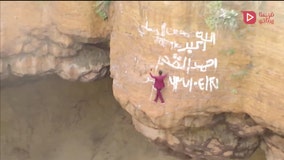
[{"xmin": 154, "ymin": 89, "xmax": 164, "ymax": 103}]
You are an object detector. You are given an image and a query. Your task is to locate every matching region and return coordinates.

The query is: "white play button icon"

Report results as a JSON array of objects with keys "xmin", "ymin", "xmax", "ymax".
[
  {"xmin": 247, "ymin": 13, "xmax": 255, "ymax": 22},
  {"xmin": 242, "ymin": 11, "xmax": 256, "ymax": 24}
]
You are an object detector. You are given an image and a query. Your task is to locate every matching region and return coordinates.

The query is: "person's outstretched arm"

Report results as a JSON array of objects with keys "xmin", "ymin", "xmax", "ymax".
[
  {"xmin": 149, "ymin": 69, "xmax": 155, "ymax": 78},
  {"xmin": 150, "ymin": 72, "xmax": 155, "ymax": 78},
  {"xmin": 162, "ymin": 73, "xmax": 168, "ymax": 79}
]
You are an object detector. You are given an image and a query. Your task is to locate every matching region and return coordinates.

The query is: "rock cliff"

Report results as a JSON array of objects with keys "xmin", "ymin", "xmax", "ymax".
[
  {"xmin": 110, "ymin": 1, "xmax": 284, "ymax": 160},
  {"xmin": 1, "ymin": 1, "xmax": 284, "ymax": 160}
]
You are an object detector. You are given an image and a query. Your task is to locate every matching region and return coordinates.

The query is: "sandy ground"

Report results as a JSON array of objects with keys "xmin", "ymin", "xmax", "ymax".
[{"xmin": 1, "ymin": 75, "xmax": 265, "ymax": 160}]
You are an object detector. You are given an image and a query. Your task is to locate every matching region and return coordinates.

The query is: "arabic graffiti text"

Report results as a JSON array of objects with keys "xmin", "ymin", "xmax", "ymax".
[{"xmin": 138, "ymin": 20, "xmax": 219, "ymax": 93}]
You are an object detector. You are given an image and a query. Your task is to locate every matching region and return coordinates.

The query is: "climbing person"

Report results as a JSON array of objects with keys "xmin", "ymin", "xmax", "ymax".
[{"xmin": 149, "ymin": 69, "xmax": 168, "ymax": 103}]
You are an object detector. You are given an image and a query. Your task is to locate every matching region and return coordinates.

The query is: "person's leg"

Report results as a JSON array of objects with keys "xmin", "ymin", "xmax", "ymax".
[
  {"xmin": 157, "ymin": 89, "xmax": 164, "ymax": 103},
  {"xmin": 159, "ymin": 90, "xmax": 165, "ymax": 103},
  {"xmin": 154, "ymin": 89, "xmax": 159, "ymax": 102}
]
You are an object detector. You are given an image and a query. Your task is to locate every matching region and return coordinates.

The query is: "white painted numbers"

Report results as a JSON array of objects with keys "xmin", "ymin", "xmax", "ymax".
[{"xmin": 169, "ymin": 76, "xmax": 219, "ymax": 92}]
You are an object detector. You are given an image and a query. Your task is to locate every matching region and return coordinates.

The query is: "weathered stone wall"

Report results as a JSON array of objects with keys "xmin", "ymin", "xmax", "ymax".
[
  {"xmin": 0, "ymin": 1, "xmax": 112, "ymax": 81},
  {"xmin": 1, "ymin": 1, "xmax": 283, "ymax": 160},
  {"xmin": 110, "ymin": 1, "xmax": 284, "ymax": 159}
]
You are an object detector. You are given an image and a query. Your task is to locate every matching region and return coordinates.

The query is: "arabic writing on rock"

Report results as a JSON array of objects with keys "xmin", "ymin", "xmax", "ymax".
[{"xmin": 139, "ymin": 20, "xmax": 219, "ymax": 92}]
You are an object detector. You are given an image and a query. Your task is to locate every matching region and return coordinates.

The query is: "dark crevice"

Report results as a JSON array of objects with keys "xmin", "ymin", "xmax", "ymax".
[
  {"xmin": 169, "ymin": 112, "xmax": 265, "ymax": 160},
  {"xmin": 92, "ymin": 40, "xmax": 110, "ymax": 51}
]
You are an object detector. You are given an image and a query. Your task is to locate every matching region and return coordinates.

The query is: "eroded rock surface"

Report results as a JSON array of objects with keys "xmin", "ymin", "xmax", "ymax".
[
  {"xmin": 0, "ymin": 1, "xmax": 112, "ymax": 81},
  {"xmin": 110, "ymin": 1, "xmax": 284, "ymax": 159},
  {"xmin": 262, "ymin": 133, "xmax": 284, "ymax": 160},
  {"xmin": 1, "ymin": 1, "xmax": 283, "ymax": 160}
]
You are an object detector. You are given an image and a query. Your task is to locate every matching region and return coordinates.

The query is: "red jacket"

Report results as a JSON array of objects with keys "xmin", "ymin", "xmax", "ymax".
[{"xmin": 150, "ymin": 73, "xmax": 167, "ymax": 89}]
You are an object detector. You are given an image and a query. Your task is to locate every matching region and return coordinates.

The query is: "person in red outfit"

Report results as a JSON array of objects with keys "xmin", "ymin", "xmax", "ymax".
[{"xmin": 150, "ymin": 69, "xmax": 168, "ymax": 103}]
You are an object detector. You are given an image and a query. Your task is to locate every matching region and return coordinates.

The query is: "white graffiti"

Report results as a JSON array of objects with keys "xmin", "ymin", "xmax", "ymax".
[
  {"xmin": 158, "ymin": 55, "xmax": 217, "ymax": 74},
  {"xmin": 176, "ymin": 32, "xmax": 215, "ymax": 53},
  {"xmin": 154, "ymin": 36, "xmax": 182, "ymax": 49},
  {"xmin": 138, "ymin": 21, "xmax": 219, "ymax": 93},
  {"xmin": 169, "ymin": 75, "xmax": 219, "ymax": 92},
  {"xmin": 138, "ymin": 21, "xmax": 216, "ymax": 52},
  {"xmin": 142, "ymin": 77, "xmax": 154, "ymax": 83},
  {"xmin": 190, "ymin": 58, "xmax": 218, "ymax": 73},
  {"xmin": 153, "ymin": 33, "xmax": 215, "ymax": 53},
  {"xmin": 138, "ymin": 21, "xmax": 192, "ymax": 38}
]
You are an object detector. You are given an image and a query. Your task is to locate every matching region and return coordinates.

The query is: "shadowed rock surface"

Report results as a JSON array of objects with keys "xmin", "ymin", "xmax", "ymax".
[
  {"xmin": 0, "ymin": 76, "xmax": 265, "ymax": 160},
  {"xmin": 1, "ymin": 76, "xmax": 181, "ymax": 160}
]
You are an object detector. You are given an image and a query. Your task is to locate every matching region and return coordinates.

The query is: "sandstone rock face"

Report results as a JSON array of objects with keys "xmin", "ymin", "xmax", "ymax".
[
  {"xmin": 0, "ymin": 1, "xmax": 112, "ymax": 81},
  {"xmin": 110, "ymin": 1, "xmax": 284, "ymax": 159},
  {"xmin": 1, "ymin": 1, "xmax": 284, "ymax": 160}
]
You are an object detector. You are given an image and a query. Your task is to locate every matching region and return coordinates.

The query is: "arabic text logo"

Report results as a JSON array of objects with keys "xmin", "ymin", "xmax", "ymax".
[{"xmin": 259, "ymin": 12, "xmax": 274, "ymax": 24}]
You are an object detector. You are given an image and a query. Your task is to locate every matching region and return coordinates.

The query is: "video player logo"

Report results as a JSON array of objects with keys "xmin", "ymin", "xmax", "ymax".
[{"xmin": 242, "ymin": 11, "xmax": 256, "ymax": 24}]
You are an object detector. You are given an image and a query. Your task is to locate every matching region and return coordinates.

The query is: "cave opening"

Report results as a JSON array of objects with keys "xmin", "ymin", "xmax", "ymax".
[
  {"xmin": 0, "ymin": 34, "xmax": 181, "ymax": 159},
  {"xmin": 0, "ymin": 72, "xmax": 181, "ymax": 160}
]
